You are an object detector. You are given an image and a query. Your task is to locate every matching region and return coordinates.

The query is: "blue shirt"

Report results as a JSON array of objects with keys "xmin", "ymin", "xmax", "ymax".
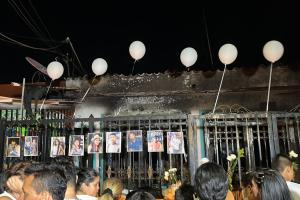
[{"xmin": 128, "ymin": 139, "xmax": 142, "ymax": 151}]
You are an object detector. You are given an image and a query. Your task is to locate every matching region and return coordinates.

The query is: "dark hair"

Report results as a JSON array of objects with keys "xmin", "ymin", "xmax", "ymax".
[
  {"xmin": 255, "ymin": 169, "xmax": 291, "ymax": 200},
  {"xmin": 194, "ymin": 162, "xmax": 228, "ymax": 200},
  {"xmin": 175, "ymin": 184, "xmax": 195, "ymax": 200},
  {"xmin": 137, "ymin": 187, "xmax": 163, "ymax": 199},
  {"xmin": 272, "ymin": 154, "xmax": 292, "ymax": 173},
  {"xmin": 7, "ymin": 160, "xmax": 32, "ymax": 179},
  {"xmin": 76, "ymin": 168, "xmax": 99, "ymax": 191},
  {"xmin": 126, "ymin": 190, "xmax": 156, "ymax": 200},
  {"xmin": 51, "ymin": 156, "xmax": 76, "ymax": 186},
  {"xmin": 24, "ymin": 163, "xmax": 67, "ymax": 200}
]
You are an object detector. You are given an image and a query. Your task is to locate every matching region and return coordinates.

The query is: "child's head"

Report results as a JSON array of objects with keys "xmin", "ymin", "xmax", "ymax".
[{"xmin": 272, "ymin": 154, "xmax": 294, "ymax": 181}]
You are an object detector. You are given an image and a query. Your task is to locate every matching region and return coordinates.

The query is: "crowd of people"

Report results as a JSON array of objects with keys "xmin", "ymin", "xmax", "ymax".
[{"xmin": 0, "ymin": 153, "xmax": 299, "ymax": 200}]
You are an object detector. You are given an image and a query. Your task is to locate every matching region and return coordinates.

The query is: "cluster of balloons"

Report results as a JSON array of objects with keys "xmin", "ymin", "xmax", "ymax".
[{"xmin": 45, "ymin": 40, "xmax": 284, "ymax": 81}]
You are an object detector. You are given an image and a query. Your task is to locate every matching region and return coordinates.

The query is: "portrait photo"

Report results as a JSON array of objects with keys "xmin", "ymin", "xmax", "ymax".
[
  {"xmin": 147, "ymin": 130, "xmax": 164, "ymax": 152},
  {"xmin": 106, "ymin": 132, "xmax": 121, "ymax": 153},
  {"xmin": 50, "ymin": 137, "xmax": 65, "ymax": 157},
  {"xmin": 87, "ymin": 132, "xmax": 103, "ymax": 154},
  {"xmin": 69, "ymin": 135, "xmax": 84, "ymax": 156},
  {"xmin": 127, "ymin": 130, "xmax": 143, "ymax": 152},
  {"xmin": 167, "ymin": 132, "xmax": 184, "ymax": 154},
  {"xmin": 6, "ymin": 137, "xmax": 21, "ymax": 157},
  {"xmin": 24, "ymin": 136, "xmax": 38, "ymax": 156}
]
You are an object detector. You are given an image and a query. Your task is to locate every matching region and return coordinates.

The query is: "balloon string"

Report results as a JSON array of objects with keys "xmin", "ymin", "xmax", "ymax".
[
  {"xmin": 131, "ymin": 60, "xmax": 137, "ymax": 74},
  {"xmin": 40, "ymin": 80, "xmax": 53, "ymax": 112},
  {"xmin": 81, "ymin": 75, "xmax": 97, "ymax": 102},
  {"xmin": 212, "ymin": 64, "xmax": 227, "ymax": 114},
  {"xmin": 266, "ymin": 62, "xmax": 273, "ymax": 114}
]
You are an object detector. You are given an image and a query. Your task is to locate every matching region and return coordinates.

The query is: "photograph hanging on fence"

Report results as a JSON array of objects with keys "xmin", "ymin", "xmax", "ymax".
[
  {"xmin": 24, "ymin": 136, "xmax": 38, "ymax": 156},
  {"xmin": 127, "ymin": 130, "xmax": 143, "ymax": 152},
  {"xmin": 87, "ymin": 132, "xmax": 103, "ymax": 154},
  {"xmin": 147, "ymin": 130, "xmax": 164, "ymax": 152},
  {"xmin": 69, "ymin": 135, "xmax": 85, "ymax": 156},
  {"xmin": 106, "ymin": 132, "xmax": 121, "ymax": 153},
  {"xmin": 6, "ymin": 137, "xmax": 21, "ymax": 157},
  {"xmin": 167, "ymin": 132, "xmax": 184, "ymax": 154},
  {"xmin": 50, "ymin": 137, "xmax": 65, "ymax": 157}
]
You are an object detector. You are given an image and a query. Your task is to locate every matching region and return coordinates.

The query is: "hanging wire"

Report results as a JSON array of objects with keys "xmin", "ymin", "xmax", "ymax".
[
  {"xmin": 40, "ymin": 80, "xmax": 53, "ymax": 111},
  {"xmin": 131, "ymin": 60, "xmax": 137, "ymax": 74},
  {"xmin": 202, "ymin": 8, "xmax": 214, "ymax": 67},
  {"xmin": 212, "ymin": 64, "xmax": 227, "ymax": 114},
  {"xmin": 0, "ymin": 32, "xmax": 66, "ymax": 53},
  {"xmin": 266, "ymin": 63, "xmax": 273, "ymax": 113},
  {"xmin": 80, "ymin": 75, "xmax": 97, "ymax": 102}
]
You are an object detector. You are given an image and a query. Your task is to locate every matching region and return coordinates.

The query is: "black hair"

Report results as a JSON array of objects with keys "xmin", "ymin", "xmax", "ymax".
[
  {"xmin": 194, "ymin": 162, "xmax": 228, "ymax": 200},
  {"xmin": 272, "ymin": 154, "xmax": 293, "ymax": 173},
  {"xmin": 51, "ymin": 156, "xmax": 76, "ymax": 187},
  {"xmin": 256, "ymin": 169, "xmax": 292, "ymax": 200},
  {"xmin": 175, "ymin": 184, "xmax": 195, "ymax": 200},
  {"xmin": 137, "ymin": 187, "xmax": 163, "ymax": 199},
  {"xmin": 76, "ymin": 168, "xmax": 99, "ymax": 191},
  {"xmin": 24, "ymin": 162, "xmax": 67, "ymax": 200},
  {"xmin": 126, "ymin": 190, "xmax": 156, "ymax": 200},
  {"xmin": 0, "ymin": 171, "xmax": 7, "ymax": 193}
]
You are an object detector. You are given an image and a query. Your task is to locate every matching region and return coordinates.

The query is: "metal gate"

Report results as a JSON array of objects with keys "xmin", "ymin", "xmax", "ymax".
[
  {"xmin": 190, "ymin": 112, "xmax": 300, "ymax": 189},
  {"xmin": 0, "ymin": 112, "xmax": 189, "ymax": 190}
]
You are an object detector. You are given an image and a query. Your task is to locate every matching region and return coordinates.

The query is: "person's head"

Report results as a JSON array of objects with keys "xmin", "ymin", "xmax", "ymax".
[
  {"xmin": 25, "ymin": 138, "xmax": 31, "ymax": 145},
  {"xmin": 272, "ymin": 154, "xmax": 294, "ymax": 181},
  {"xmin": 110, "ymin": 133, "xmax": 117, "ymax": 144},
  {"xmin": 23, "ymin": 162, "xmax": 67, "ymax": 200},
  {"xmin": 53, "ymin": 139, "xmax": 59, "ymax": 145},
  {"xmin": 175, "ymin": 184, "xmax": 195, "ymax": 200},
  {"xmin": 129, "ymin": 132, "xmax": 136, "ymax": 141},
  {"xmin": 91, "ymin": 134, "xmax": 101, "ymax": 146},
  {"xmin": 126, "ymin": 190, "xmax": 156, "ymax": 200},
  {"xmin": 102, "ymin": 178, "xmax": 123, "ymax": 199},
  {"xmin": 73, "ymin": 137, "xmax": 81, "ymax": 147},
  {"xmin": 194, "ymin": 162, "xmax": 228, "ymax": 200},
  {"xmin": 10, "ymin": 139, "xmax": 16, "ymax": 146},
  {"xmin": 76, "ymin": 168, "xmax": 100, "ymax": 197},
  {"xmin": 32, "ymin": 138, "xmax": 37, "ymax": 144},
  {"xmin": 99, "ymin": 188, "xmax": 114, "ymax": 200},
  {"xmin": 6, "ymin": 161, "xmax": 32, "ymax": 194},
  {"xmin": 51, "ymin": 156, "xmax": 76, "ymax": 187},
  {"xmin": 251, "ymin": 169, "xmax": 291, "ymax": 200}
]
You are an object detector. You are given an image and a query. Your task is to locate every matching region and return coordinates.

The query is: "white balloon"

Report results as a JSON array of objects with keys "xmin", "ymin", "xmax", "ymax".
[
  {"xmin": 129, "ymin": 41, "xmax": 146, "ymax": 60},
  {"xmin": 263, "ymin": 40, "xmax": 284, "ymax": 63},
  {"xmin": 92, "ymin": 58, "xmax": 108, "ymax": 76},
  {"xmin": 47, "ymin": 61, "xmax": 64, "ymax": 80},
  {"xmin": 218, "ymin": 44, "xmax": 238, "ymax": 65},
  {"xmin": 180, "ymin": 47, "xmax": 198, "ymax": 68}
]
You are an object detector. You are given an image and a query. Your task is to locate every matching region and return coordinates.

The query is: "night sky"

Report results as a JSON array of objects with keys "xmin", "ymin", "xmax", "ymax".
[{"xmin": 0, "ymin": 2, "xmax": 299, "ymax": 83}]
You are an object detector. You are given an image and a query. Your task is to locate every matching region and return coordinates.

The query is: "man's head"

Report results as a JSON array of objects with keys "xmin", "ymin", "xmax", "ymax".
[
  {"xmin": 110, "ymin": 133, "xmax": 118, "ymax": 144},
  {"xmin": 51, "ymin": 156, "xmax": 76, "ymax": 187},
  {"xmin": 175, "ymin": 184, "xmax": 195, "ymax": 200},
  {"xmin": 10, "ymin": 139, "xmax": 16, "ymax": 147},
  {"xmin": 272, "ymin": 154, "xmax": 294, "ymax": 181},
  {"xmin": 23, "ymin": 163, "xmax": 67, "ymax": 200},
  {"xmin": 194, "ymin": 162, "xmax": 228, "ymax": 200},
  {"xmin": 129, "ymin": 132, "xmax": 136, "ymax": 141}
]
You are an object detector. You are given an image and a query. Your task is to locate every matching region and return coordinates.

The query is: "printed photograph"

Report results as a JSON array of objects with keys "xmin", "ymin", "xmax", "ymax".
[
  {"xmin": 50, "ymin": 137, "xmax": 65, "ymax": 157},
  {"xmin": 147, "ymin": 130, "xmax": 164, "ymax": 152},
  {"xmin": 106, "ymin": 132, "xmax": 121, "ymax": 153},
  {"xmin": 24, "ymin": 136, "xmax": 38, "ymax": 156},
  {"xmin": 69, "ymin": 135, "xmax": 84, "ymax": 156},
  {"xmin": 127, "ymin": 130, "xmax": 143, "ymax": 152},
  {"xmin": 167, "ymin": 132, "xmax": 184, "ymax": 154},
  {"xmin": 87, "ymin": 132, "xmax": 103, "ymax": 154},
  {"xmin": 6, "ymin": 137, "xmax": 21, "ymax": 157}
]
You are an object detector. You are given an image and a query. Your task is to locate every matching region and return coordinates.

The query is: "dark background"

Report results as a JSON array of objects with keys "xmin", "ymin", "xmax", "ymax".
[{"xmin": 0, "ymin": 1, "xmax": 299, "ymax": 83}]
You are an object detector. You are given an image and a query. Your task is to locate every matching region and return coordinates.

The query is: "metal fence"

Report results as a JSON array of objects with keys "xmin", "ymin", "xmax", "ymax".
[
  {"xmin": 0, "ymin": 112, "xmax": 188, "ymax": 190},
  {"xmin": 190, "ymin": 112, "xmax": 300, "ymax": 189}
]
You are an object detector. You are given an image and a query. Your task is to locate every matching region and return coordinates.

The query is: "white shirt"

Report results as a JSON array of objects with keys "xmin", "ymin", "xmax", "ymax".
[
  {"xmin": 76, "ymin": 195, "xmax": 97, "ymax": 200},
  {"xmin": 0, "ymin": 191, "xmax": 16, "ymax": 200},
  {"xmin": 106, "ymin": 143, "xmax": 120, "ymax": 153},
  {"xmin": 286, "ymin": 181, "xmax": 300, "ymax": 200}
]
